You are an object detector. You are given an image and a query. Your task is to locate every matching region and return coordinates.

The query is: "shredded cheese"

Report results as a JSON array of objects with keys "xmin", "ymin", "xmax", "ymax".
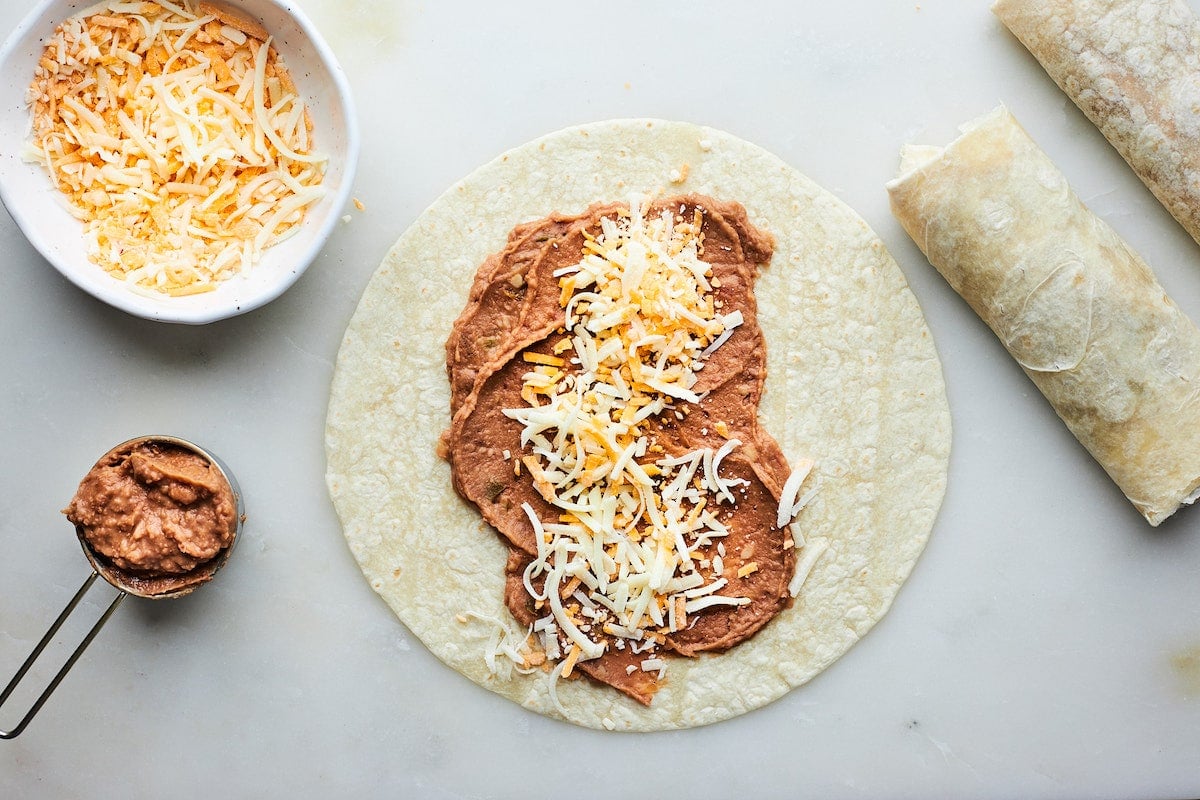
[
  {"xmin": 776, "ymin": 457, "xmax": 817, "ymax": 529},
  {"xmin": 459, "ymin": 611, "xmax": 539, "ymax": 680},
  {"xmin": 788, "ymin": 537, "xmax": 830, "ymax": 598},
  {"xmin": 23, "ymin": 0, "xmax": 327, "ymax": 296}
]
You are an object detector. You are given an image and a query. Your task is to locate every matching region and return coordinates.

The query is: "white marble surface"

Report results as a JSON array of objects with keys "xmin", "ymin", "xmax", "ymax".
[{"xmin": 2, "ymin": 0, "xmax": 1199, "ymax": 797}]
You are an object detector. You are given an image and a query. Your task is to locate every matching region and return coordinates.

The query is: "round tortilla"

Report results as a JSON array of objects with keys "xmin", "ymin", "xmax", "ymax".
[{"xmin": 325, "ymin": 119, "xmax": 951, "ymax": 731}]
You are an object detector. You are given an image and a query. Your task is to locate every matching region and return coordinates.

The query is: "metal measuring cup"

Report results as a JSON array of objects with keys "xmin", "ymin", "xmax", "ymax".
[{"xmin": 0, "ymin": 435, "xmax": 244, "ymax": 739}]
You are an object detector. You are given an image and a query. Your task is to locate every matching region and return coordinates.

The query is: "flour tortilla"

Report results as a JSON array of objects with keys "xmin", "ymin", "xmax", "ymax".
[
  {"xmin": 887, "ymin": 106, "xmax": 1200, "ymax": 525},
  {"xmin": 325, "ymin": 119, "xmax": 950, "ymax": 731},
  {"xmin": 993, "ymin": 0, "xmax": 1200, "ymax": 249}
]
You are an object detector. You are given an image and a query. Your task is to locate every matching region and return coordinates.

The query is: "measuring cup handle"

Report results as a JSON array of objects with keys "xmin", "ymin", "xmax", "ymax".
[{"xmin": 0, "ymin": 572, "xmax": 126, "ymax": 740}]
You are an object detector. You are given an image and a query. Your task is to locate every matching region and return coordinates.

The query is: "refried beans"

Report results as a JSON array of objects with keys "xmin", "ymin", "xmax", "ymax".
[
  {"xmin": 64, "ymin": 440, "xmax": 237, "ymax": 576},
  {"xmin": 441, "ymin": 195, "xmax": 797, "ymax": 704}
]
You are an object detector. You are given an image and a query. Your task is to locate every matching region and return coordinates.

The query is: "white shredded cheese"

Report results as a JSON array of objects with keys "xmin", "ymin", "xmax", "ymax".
[
  {"xmin": 546, "ymin": 659, "xmax": 570, "ymax": 717},
  {"xmin": 459, "ymin": 612, "xmax": 538, "ymax": 679},
  {"xmin": 776, "ymin": 457, "xmax": 816, "ymax": 529},
  {"xmin": 639, "ymin": 658, "xmax": 668, "ymax": 679},
  {"xmin": 788, "ymin": 537, "xmax": 830, "ymax": 598}
]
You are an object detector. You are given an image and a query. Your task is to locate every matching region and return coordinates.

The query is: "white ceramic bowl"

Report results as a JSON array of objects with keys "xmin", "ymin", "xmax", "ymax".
[{"xmin": 0, "ymin": 0, "xmax": 359, "ymax": 324}]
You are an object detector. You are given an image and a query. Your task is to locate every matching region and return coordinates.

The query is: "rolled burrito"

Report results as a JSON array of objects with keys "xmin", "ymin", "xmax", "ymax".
[
  {"xmin": 993, "ymin": 0, "xmax": 1200, "ymax": 247},
  {"xmin": 886, "ymin": 106, "xmax": 1200, "ymax": 526}
]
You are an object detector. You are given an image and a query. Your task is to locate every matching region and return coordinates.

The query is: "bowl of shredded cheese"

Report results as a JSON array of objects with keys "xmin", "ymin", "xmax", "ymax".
[{"xmin": 0, "ymin": 0, "xmax": 359, "ymax": 323}]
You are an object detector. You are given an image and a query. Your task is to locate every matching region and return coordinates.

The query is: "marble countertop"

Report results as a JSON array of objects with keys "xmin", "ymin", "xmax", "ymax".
[{"xmin": 2, "ymin": 0, "xmax": 1198, "ymax": 797}]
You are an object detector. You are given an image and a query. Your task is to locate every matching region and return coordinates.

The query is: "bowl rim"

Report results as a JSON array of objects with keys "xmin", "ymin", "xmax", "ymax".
[{"xmin": 0, "ymin": 0, "xmax": 361, "ymax": 325}]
